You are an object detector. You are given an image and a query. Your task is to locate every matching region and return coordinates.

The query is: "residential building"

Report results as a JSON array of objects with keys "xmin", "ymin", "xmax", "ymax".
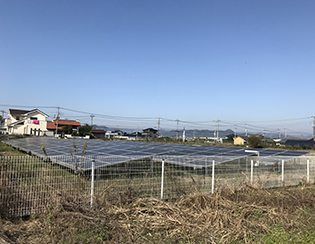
[
  {"xmin": 6, "ymin": 109, "xmax": 48, "ymax": 136},
  {"xmin": 142, "ymin": 128, "xmax": 158, "ymax": 139},
  {"xmin": 105, "ymin": 130, "xmax": 124, "ymax": 139},
  {"xmin": 233, "ymin": 136, "xmax": 247, "ymax": 146},
  {"xmin": 0, "ymin": 117, "xmax": 6, "ymax": 134},
  {"xmin": 46, "ymin": 119, "xmax": 81, "ymax": 136},
  {"xmin": 91, "ymin": 129, "xmax": 106, "ymax": 139},
  {"xmin": 279, "ymin": 138, "xmax": 315, "ymax": 147}
]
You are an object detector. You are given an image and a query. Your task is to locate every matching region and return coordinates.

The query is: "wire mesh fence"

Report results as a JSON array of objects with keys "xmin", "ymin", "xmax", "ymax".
[{"xmin": 0, "ymin": 154, "xmax": 314, "ymax": 217}]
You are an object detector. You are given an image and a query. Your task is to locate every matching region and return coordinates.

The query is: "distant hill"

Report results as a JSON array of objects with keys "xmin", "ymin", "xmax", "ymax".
[
  {"xmin": 92, "ymin": 125, "xmax": 135, "ymax": 133},
  {"xmin": 92, "ymin": 125, "xmax": 313, "ymax": 139},
  {"xmin": 159, "ymin": 129, "xmax": 234, "ymax": 138}
]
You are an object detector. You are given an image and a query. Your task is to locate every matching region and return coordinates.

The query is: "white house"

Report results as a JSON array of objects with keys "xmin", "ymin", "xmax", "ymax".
[{"xmin": 6, "ymin": 109, "xmax": 49, "ymax": 136}]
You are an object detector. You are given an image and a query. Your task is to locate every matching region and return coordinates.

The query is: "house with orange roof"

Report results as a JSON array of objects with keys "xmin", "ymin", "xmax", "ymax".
[
  {"xmin": 91, "ymin": 129, "xmax": 106, "ymax": 139},
  {"xmin": 46, "ymin": 119, "xmax": 81, "ymax": 136}
]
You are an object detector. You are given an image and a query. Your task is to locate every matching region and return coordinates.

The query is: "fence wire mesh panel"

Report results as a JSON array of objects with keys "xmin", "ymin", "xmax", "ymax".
[
  {"xmin": 154, "ymin": 156, "xmax": 213, "ymax": 199},
  {"xmin": 214, "ymin": 157, "xmax": 249, "ymax": 192},
  {"xmin": 0, "ymin": 155, "xmax": 314, "ymax": 217},
  {"xmin": 0, "ymin": 156, "xmax": 78, "ymax": 217}
]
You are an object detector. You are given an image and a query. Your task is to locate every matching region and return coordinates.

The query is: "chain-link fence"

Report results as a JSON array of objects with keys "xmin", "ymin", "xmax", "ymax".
[{"xmin": 0, "ymin": 155, "xmax": 313, "ymax": 217}]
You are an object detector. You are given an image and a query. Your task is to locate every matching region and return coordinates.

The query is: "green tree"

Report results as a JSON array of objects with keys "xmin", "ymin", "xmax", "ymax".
[
  {"xmin": 248, "ymin": 135, "xmax": 262, "ymax": 148},
  {"xmin": 226, "ymin": 135, "xmax": 234, "ymax": 141},
  {"xmin": 62, "ymin": 125, "xmax": 73, "ymax": 134},
  {"xmin": 79, "ymin": 124, "xmax": 92, "ymax": 136}
]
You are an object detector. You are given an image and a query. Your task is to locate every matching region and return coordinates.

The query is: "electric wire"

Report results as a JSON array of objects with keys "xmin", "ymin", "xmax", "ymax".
[{"xmin": 1, "ymin": 104, "xmax": 313, "ymax": 137}]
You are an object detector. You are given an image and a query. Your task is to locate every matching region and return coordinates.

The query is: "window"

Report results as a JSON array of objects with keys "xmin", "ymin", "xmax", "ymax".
[{"xmin": 30, "ymin": 117, "xmax": 38, "ymax": 120}]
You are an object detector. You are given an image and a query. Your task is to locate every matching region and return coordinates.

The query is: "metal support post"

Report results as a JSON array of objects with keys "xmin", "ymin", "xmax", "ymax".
[
  {"xmin": 90, "ymin": 160, "xmax": 95, "ymax": 208},
  {"xmin": 211, "ymin": 160, "xmax": 215, "ymax": 194},
  {"xmin": 161, "ymin": 159, "xmax": 165, "ymax": 199},
  {"xmin": 281, "ymin": 159, "xmax": 284, "ymax": 184}
]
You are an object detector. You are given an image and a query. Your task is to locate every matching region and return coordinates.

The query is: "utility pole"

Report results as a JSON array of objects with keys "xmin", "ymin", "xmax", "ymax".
[
  {"xmin": 0, "ymin": 110, "xmax": 5, "ymax": 129},
  {"xmin": 0, "ymin": 110, "xmax": 5, "ymax": 118},
  {"xmin": 284, "ymin": 128, "xmax": 287, "ymax": 138},
  {"xmin": 278, "ymin": 129, "xmax": 281, "ymax": 139},
  {"xmin": 182, "ymin": 127, "xmax": 186, "ymax": 143},
  {"xmin": 215, "ymin": 120, "xmax": 221, "ymax": 141},
  {"xmin": 234, "ymin": 125, "xmax": 237, "ymax": 138},
  {"xmin": 245, "ymin": 123, "xmax": 248, "ymax": 137},
  {"xmin": 90, "ymin": 114, "xmax": 95, "ymax": 127},
  {"xmin": 157, "ymin": 117, "xmax": 160, "ymax": 136},
  {"xmin": 55, "ymin": 107, "xmax": 60, "ymax": 136},
  {"xmin": 176, "ymin": 119, "xmax": 179, "ymax": 140}
]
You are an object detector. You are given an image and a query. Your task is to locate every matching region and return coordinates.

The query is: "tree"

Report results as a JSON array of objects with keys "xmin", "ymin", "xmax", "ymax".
[
  {"xmin": 79, "ymin": 124, "xmax": 92, "ymax": 136},
  {"xmin": 61, "ymin": 125, "xmax": 73, "ymax": 134},
  {"xmin": 248, "ymin": 135, "xmax": 262, "ymax": 148},
  {"xmin": 226, "ymin": 135, "xmax": 234, "ymax": 141}
]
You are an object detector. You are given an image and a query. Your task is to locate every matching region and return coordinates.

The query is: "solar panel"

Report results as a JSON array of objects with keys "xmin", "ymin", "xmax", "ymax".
[{"xmin": 3, "ymin": 137, "xmax": 309, "ymax": 170}]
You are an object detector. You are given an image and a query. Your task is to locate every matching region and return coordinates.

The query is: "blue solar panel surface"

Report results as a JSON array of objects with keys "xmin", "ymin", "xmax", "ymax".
[{"xmin": 4, "ymin": 137, "xmax": 309, "ymax": 170}]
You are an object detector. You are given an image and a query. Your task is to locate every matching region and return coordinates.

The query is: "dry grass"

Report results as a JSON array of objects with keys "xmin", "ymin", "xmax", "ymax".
[
  {"xmin": 1, "ymin": 184, "xmax": 315, "ymax": 244},
  {"xmin": 1, "ymin": 144, "xmax": 315, "ymax": 243}
]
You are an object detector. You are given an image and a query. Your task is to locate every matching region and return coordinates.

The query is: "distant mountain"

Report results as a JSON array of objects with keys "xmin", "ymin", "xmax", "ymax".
[
  {"xmin": 92, "ymin": 125, "xmax": 134, "ymax": 133},
  {"xmin": 159, "ymin": 129, "xmax": 234, "ymax": 138},
  {"xmin": 92, "ymin": 125, "xmax": 313, "ymax": 139},
  {"xmin": 235, "ymin": 131, "xmax": 313, "ymax": 140}
]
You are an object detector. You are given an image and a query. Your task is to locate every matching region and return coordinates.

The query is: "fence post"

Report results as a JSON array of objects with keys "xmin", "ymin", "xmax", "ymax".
[
  {"xmin": 90, "ymin": 159, "xmax": 95, "ymax": 208},
  {"xmin": 161, "ymin": 159, "xmax": 165, "ymax": 199},
  {"xmin": 307, "ymin": 159, "xmax": 310, "ymax": 184},
  {"xmin": 282, "ymin": 159, "xmax": 284, "ymax": 184},
  {"xmin": 251, "ymin": 160, "xmax": 253, "ymax": 185},
  {"xmin": 211, "ymin": 160, "xmax": 215, "ymax": 194}
]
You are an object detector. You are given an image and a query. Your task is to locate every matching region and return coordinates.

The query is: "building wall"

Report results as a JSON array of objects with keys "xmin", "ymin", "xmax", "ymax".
[
  {"xmin": 93, "ymin": 133, "xmax": 105, "ymax": 139},
  {"xmin": 9, "ymin": 123, "xmax": 24, "ymax": 135},
  {"xmin": 45, "ymin": 130, "xmax": 54, "ymax": 137},
  {"xmin": 6, "ymin": 114, "xmax": 26, "ymax": 125},
  {"xmin": 7, "ymin": 111, "xmax": 47, "ymax": 136},
  {"xmin": 234, "ymin": 136, "xmax": 246, "ymax": 145}
]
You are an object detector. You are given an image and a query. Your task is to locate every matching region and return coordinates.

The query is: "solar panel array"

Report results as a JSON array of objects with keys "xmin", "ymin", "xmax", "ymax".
[{"xmin": 4, "ymin": 137, "xmax": 309, "ymax": 170}]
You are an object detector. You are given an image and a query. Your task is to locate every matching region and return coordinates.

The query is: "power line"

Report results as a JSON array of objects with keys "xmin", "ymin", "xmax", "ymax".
[
  {"xmin": 222, "ymin": 117, "xmax": 310, "ymax": 123},
  {"xmin": 60, "ymin": 107, "xmax": 157, "ymax": 121},
  {"xmin": 1, "ymin": 104, "xmax": 313, "ymax": 136},
  {"xmin": 0, "ymin": 104, "xmax": 57, "ymax": 109}
]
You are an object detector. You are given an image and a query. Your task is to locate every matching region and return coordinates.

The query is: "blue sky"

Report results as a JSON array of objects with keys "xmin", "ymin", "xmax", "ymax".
[{"xmin": 1, "ymin": 1, "xmax": 315, "ymax": 136}]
